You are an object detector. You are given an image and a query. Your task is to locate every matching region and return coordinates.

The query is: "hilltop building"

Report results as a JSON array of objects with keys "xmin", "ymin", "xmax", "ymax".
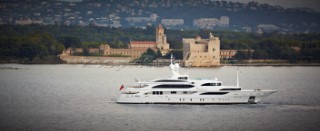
[
  {"xmin": 182, "ymin": 33, "xmax": 220, "ymax": 67},
  {"xmin": 257, "ymin": 24, "xmax": 279, "ymax": 33},
  {"xmin": 193, "ymin": 16, "xmax": 230, "ymax": 29},
  {"xmin": 124, "ymin": 14, "xmax": 158, "ymax": 27},
  {"xmin": 161, "ymin": 19, "xmax": 184, "ymax": 27},
  {"xmin": 125, "ymin": 14, "xmax": 158, "ymax": 23},
  {"xmin": 220, "ymin": 16, "xmax": 229, "ymax": 27}
]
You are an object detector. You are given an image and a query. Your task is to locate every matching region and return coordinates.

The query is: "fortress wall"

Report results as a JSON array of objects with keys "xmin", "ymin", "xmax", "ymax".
[
  {"xmin": 182, "ymin": 35, "xmax": 221, "ymax": 67},
  {"xmin": 190, "ymin": 43, "xmax": 207, "ymax": 52},
  {"xmin": 60, "ymin": 55, "xmax": 132, "ymax": 64}
]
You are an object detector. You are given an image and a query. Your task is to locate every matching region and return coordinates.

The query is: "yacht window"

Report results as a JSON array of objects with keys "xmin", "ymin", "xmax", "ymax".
[
  {"xmin": 171, "ymin": 91, "xmax": 177, "ymax": 94},
  {"xmin": 153, "ymin": 84, "xmax": 194, "ymax": 88},
  {"xmin": 200, "ymin": 92, "xmax": 229, "ymax": 95},
  {"xmin": 152, "ymin": 91, "xmax": 163, "ymax": 95},
  {"xmin": 202, "ymin": 83, "xmax": 221, "ymax": 86},
  {"xmin": 155, "ymin": 79, "xmax": 187, "ymax": 82},
  {"xmin": 183, "ymin": 91, "xmax": 188, "ymax": 94},
  {"xmin": 201, "ymin": 83, "xmax": 216, "ymax": 86},
  {"xmin": 178, "ymin": 77, "xmax": 188, "ymax": 80},
  {"xmin": 220, "ymin": 88, "xmax": 241, "ymax": 91}
]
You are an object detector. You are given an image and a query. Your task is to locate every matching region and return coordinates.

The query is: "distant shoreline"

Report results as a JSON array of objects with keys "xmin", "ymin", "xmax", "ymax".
[
  {"xmin": 1, "ymin": 61, "xmax": 320, "ymax": 67},
  {"xmin": 221, "ymin": 63, "xmax": 320, "ymax": 66}
]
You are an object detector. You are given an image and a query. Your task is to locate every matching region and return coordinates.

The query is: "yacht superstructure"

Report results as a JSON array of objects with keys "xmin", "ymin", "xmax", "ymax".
[{"xmin": 116, "ymin": 56, "xmax": 276, "ymax": 104}]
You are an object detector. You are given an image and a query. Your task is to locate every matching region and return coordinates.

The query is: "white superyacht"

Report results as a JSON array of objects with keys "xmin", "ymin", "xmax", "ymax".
[{"xmin": 116, "ymin": 57, "xmax": 276, "ymax": 104}]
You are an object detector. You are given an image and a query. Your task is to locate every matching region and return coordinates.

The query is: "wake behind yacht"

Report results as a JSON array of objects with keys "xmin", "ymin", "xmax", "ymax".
[{"xmin": 116, "ymin": 56, "xmax": 276, "ymax": 104}]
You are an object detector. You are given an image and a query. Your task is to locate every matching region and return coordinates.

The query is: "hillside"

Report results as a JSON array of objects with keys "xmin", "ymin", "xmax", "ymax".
[
  {"xmin": 0, "ymin": 0, "xmax": 319, "ymax": 33},
  {"xmin": 1, "ymin": 25, "xmax": 320, "ymax": 63}
]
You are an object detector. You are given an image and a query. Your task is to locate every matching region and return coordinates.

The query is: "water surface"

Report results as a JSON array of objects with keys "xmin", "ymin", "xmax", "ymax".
[{"xmin": 0, "ymin": 64, "xmax": 319, "ymax": 130}]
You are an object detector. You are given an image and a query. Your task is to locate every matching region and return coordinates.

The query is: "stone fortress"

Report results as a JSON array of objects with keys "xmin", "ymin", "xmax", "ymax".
[
  {"xmin": 61, "ymin": 24, "xmax": 234, "ymax": 66},
  {"xmin": 182, "ymin": 33, "xmax": 220, "ymax": 67}
]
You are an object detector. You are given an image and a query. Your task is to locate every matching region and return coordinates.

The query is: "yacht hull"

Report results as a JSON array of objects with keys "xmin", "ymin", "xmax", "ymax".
[{"xmin": 116, "ymin": 90, "xmax": 276, "ymax": 104}]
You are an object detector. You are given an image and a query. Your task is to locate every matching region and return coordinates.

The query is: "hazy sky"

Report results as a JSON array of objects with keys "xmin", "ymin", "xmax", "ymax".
[{"xmin": 225, "ymin": 0, "xmax": 320, "ymax": 10}]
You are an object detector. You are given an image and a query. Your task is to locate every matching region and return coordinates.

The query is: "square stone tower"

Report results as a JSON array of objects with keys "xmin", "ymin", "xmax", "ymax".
[
  {"xmin": 182, "ymin": 33, "xmax": 220, "ymax": 67},
  {"xmin": 156, "ymin": 24, "xmax": 170, "ymax": 55}
]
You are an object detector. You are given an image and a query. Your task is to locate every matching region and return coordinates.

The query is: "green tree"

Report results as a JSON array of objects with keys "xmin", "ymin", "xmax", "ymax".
[
  {"xmin": 82, "ymin": 47, "xmax": 89, "ymax": 56},
  {"xmin": 234, "ymin": 50, "xmax": 251, "ymax": 60},
  {"xmin": 252, "ymin": 50, "xmax": 269, "ymax": 59},
  {"xmin": 115, "ymin": 40, "xmax": 125, "ymax": 48},
  {"xmin": 145, "ymin": 48, "xmax": 156, "ymax": 57},
  {"xmin": 156, "ymin": 49, "xmax": 162, "ymax": 58},
  {"xmin": 137, "ymin": 48, "xmax": 158, "ymax": 65},
  {"xmin": 163, "ymin": 49, "xmax": 183, "ymax": 60},
  {"xmin": 139, "ymin": 54, "xmax": 154, "ymax": 65},
  {"xmin": 56, "ymin": 37, "xmax": 81, "ymax": 48}
]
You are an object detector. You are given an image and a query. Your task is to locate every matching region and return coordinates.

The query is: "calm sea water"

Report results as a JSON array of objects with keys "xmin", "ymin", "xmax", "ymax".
[{"xmin": 0, "ymin": 64, "xmax": 319, "ymax": 130}]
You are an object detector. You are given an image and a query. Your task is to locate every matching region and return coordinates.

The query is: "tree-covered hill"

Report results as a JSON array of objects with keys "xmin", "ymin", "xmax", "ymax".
[
  {"xmin": 0, "ymin": 25, "xmax": 319, "ymax": 63},
  {"xmin": 0, "ymin": 30, "xmax": 65, "ymax": 63}
]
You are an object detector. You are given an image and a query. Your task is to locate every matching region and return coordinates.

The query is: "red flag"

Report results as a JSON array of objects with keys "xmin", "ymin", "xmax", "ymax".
[{"xmin": 119, "ymin": 84, "xmax": 124, "ymax": 90}]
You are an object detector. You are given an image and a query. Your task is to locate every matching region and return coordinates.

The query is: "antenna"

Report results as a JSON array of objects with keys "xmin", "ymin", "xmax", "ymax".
[
  {"xmin": 170, "ymin": 53, "xmax": 173, "ymax": 64},
  {"xmin": 169, "ymin": 54, "xmax": 175, "ymax": 71},
  {"xmin": 237, "ymin": 67, "xmax": 239, "ymax": 88}
]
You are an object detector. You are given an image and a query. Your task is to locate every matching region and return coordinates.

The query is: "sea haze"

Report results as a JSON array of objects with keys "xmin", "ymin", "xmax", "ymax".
[{"xmin": 0, "ymin": 64, "xmax": 319, "ymax": 130}]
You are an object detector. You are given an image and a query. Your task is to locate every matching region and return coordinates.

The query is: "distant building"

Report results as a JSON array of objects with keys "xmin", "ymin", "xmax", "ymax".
[
  {"xmin": 63, "ymin": 44, "xmax": 148, "ymax": 59},
  {"xmin": 129, "ymin": 41, "xmax": 157, "ymax": 48},
  {"xmin": 183, "ymin": 33, "xmax": 220, "ymax": 67},
  {"xmin": 127, "ymin": 24, "xmax": 170, "ymax": 55},
  {"xmin": 220, "ymin": 50, "xmax": 237, "ymax": 59},
  {"xmin": 155, "ymin": 24, "xmax": 170, "ymax": 55},
  {"xmin": 99, "ymin": 44, "xmax": 147, "ymax": 59},
  {"xmin": 15, "ymin": 18, "xmax": 43, "ymax": 25},
  {"xmin": 257, "ymin": 24, "xmax": 279, "ymax": 33},
  {"xmin": 219, "ymin": 16, "xmax": 229, "ymax": 27},
  {"xmin": 161, "ymin": 19, "xmax": 184, "ymax": 26},
  {"xmin": 110, "ymin": 20, "xmax": 121, "ymax": 28},
  {"xmin": 150, "ymin": 13, "xmax": 158, "ymax": 21},
  {"xmin": 92, "ymin": 19, "xmax": 121, "ymax": 28},
  {"xmin": 62, "ymin": 24, "xmax": 170, "ymax": 59},
  {"xmin": 220, "ymin": 50, "xmax": 254, "ymax": 59},
  {"xmin": 125, "ymin": 14, "xmax": 158, "ymax": 23},
  {"xmin": 124, "ymin": 14, "xmax": 158, "ymax": 28},
  {"xmin": 15, "ymin": 18, "xmax": 32, "ymax": 25},
  {"xmin": 242, "ymin": 27, "xmax": 252, "ymax": 32},
  {"xmin": 193, "ymin": 18, "xmax": 219, "ymax": 29},
  {"xmin": 193, "ymin": 16, "xmax": 229, "ymax": 29},
  {"xmin": 63, "ymin": 48, "xmax": 100, "ymax": 55}
]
